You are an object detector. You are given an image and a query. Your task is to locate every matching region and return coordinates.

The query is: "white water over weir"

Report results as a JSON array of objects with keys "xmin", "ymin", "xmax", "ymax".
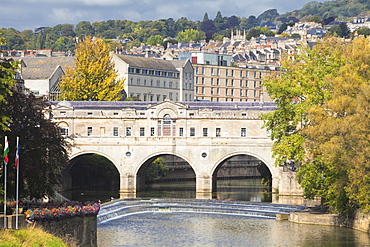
[{"xmin": 97, "ymin": 199, "xmax": 308, "ymax": 224}]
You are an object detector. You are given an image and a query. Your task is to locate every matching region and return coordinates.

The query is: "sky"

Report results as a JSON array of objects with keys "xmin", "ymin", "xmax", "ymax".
[{"xmin": 2, "ymin": 0, "xmax": 330, "ymax": 31}]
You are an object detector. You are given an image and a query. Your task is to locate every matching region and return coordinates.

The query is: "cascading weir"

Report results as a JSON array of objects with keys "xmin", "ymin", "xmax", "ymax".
[{"xmin": 97, "ymin": 198, "xmax": 308, "ymax": 224}]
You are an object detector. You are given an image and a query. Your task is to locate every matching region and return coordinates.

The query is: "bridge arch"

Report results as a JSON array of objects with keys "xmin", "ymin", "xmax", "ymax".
[
  {"xmin": 135, "ymin": 151, "xmax": 196, "ymax": 175},
  {"xmin": 62, "ymin": 150, "xmax": 121, "ymax": 200},
  {"xmin": 210, "ymin": 151, "xmax": 277, "ymax": 199},
  {"xmin": 135, "ymin": 151, "xmax": 196, "ymax": 193},
  {"xmin": 211, "ymin": 151, "xmax": 277, "ymax": 178}
]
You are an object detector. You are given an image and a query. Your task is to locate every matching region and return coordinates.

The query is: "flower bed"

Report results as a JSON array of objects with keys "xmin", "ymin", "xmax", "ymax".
[{"xmin": 23, "ymin": 201, "xmax": 100, "ymax": 222}]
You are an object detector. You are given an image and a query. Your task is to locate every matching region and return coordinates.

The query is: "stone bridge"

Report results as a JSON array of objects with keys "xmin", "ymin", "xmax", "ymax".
[{"xmin": 49, "ymin": 100, "xmax": 301, "ymax": 198}]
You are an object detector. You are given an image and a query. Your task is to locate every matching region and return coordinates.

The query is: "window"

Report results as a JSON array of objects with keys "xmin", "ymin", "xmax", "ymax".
[
  {"xmin": 140, "ymin": 127, "xmax": 145, "ymax": 136},
  {"xmin": 162, "ymin": 114, "xmax": 175, "ymax": 136},
  {"xmin": 203, "ymin": 128, "xmax": 208, "ymax": 137},
  {"xmin": 211, "ymin": 78, "xmax": 214, "ymax": 85},
  {"xmin": 211, "ymin": 68, "xmax": 214, "ymax": 75},
  {"xmin": 195, "ymin": 67, "xmax": 199, "ymax": 74},
  {"xmin": 190, "ymin": 127, "xmax": 195, "ymax": 137},
  {"xmin": 87, "ymin": 127, "xmax": 92, "ymax": 136},
  {"xmin": 201, "ymin": 67, "xmax": 205, "ymax": 74},
  {"xmin": 201, "ymin": 77, "xmax": 205, "ymax": 84},
  {"xmin": 87, "ymin": 112, "xmax": 92, "ymax": 115},
  {"xmin": 217, "ymin": 69, "xmax": 220, "ymax": 75},
  {"xmin": 179, "ymin": 127, "xmax": 184, "ymax": 137},
  {"xmin": 126, "ymin": 127, "xmax": 132, "ymax": 136},
  {"xmin": 60, "ymin": 127, "xmax": 68, "ymax": 136},
  {"xmin": 217, "ymin": 78, "xmax": 220, "ymax": 85},
  {"xmin": 225, "ymin": 69, "xmax": 228, "ymax": 76},
  {"xmin": 113, "ymin": 127, "xmax": 119, "ymax": 136},
  {"xmin": 240, "ymin": 70, "xmax": 243, "ymax": 77},
  {"xmin": 231, "ymin": 70, "xmax": 234, "ymax": 76},
  {"xmin": 113, "ymin": 112, "xmax": 118, "ymax": 115},
  {"xmin": 216, "ymin": 128, "xmax": 221, "ymax": 137},
  {"xmin": 189, "ymin": 113, "xmax": 194, "ymax": 117},
  {"xmin": 241, "ymin": 128, "xmax": 246, "ymax": 137},
  {"xmin": 60, "ymin": 111, "xmax": 66, "ymax": 115},
  {"xmin": 151, "ymin": 127, "xmax": 155, "ymax": 136}
]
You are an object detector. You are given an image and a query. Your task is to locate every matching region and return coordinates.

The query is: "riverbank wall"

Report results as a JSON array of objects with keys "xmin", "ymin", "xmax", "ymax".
[
  {"xmin": 0, "ymin": 214, "xmax": 97, "ymax": 247},
  {"xmin": 289, "ymin": 210, "xmax": 370, "ymax": 233}
]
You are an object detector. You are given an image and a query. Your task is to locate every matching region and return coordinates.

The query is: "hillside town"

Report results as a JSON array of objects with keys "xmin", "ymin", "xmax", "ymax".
[{"xmin": 3, "ymin": 14, "xmax": 370, "ymax": 104}]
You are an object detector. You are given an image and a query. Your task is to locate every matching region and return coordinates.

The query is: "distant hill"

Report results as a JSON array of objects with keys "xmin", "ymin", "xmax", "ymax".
[{"xmin": 282, "ymin": 0, "xmax": 370, "ymax": 21}]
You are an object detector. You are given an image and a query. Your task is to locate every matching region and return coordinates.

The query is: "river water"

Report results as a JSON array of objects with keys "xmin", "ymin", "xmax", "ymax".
[
  {"xmin": 97, "ymin": 212, "xmax": 370, "ymax": 246},
  {"xmin": 96, "ymin": 179, "xmax": 370, "ymax": 247}
]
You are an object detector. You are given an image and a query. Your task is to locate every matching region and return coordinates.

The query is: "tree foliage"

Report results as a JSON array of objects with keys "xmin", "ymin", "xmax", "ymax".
[
  {"xmin": 0, "ymin": 40, "xmax": 18, "ymax": 131},
  {"xmin": 145, "ymin": 158, "xmax": 169, "ymax": 181},
  {"xmin": 176, "ymin": 29, "xmax": 206, "ymax": 43},
  {"xmin": 58, "ymin": 36, "xmax": 125, "ymax": 101},
  {"xmin": 4, "ymin": 90, "xmax": 70, "ymax": 199},
  {"xmin": 262, "ymin": 37, "xmax": 370, "ymax": 213}
]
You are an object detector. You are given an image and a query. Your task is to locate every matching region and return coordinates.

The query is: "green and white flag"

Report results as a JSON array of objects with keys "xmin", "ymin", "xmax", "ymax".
[{"xmin": 3, "ymin": 136, "xmax": 9, "ymax": 164}]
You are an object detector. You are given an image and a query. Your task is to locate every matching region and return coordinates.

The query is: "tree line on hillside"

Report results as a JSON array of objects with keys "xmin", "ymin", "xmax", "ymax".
[
  {"xmin": 2, "ymin": 0, "xmax": 370, "ymax": 52},
  {"xmin": 0, "ymin": 12, "xmax": 260, "ymax": 52}
]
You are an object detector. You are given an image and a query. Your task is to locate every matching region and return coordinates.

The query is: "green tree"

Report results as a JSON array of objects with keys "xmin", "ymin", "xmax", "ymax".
[
  {"xmin": 308, "ymin": 15, "xmax": 322, "ymax": 23},
  {"xmin": 59, "ymin": 36, "xmax": 125, "ymax": 101},
  {"xmin": 5, "ymin": 90, "xmax": 70, "ymax": 199},
  {"xmin": 354, "ymin": 27, "xmax": 370, "ymax": 37},
  {"xmin": 145, "ymin": 158, "xmax": 169, "ymax": 181},
  {"xmin": 262, "ymin": 37, "xmax": 370, "ymax": 214},
  {"xmin": 214, "ymin": 11, "xmax": 225, "ymax": 31},
  {"xmin": 328, "ymin": 23, "xmax": 350, "ymax": 37},
  {"xmin": 0, "ymin": 33, "xmax": 18, "ymax": 131},
  {"xmin": 176, "ymin": 29, "xmax": 206, "ymax": 43},
  {"xmin": 75, "ymin": 21, "xmax": 95, "ymax": 38},
  {"xmin": 146, "ymin": 35, "xmax": 164, "ymax": 46}
]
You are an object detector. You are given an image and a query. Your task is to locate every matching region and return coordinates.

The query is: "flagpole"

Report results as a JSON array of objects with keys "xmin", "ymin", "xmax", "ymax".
[
  {"xmin": 15, "ymin": 136, "xmax": 19, "ymax": 230},
  {"xmin": 3, "ymin": 136, "xmax": 9, "ymax": 229},
  {"xmin": 3, "ymin": 160, "xmax": 6, "ymax": 229}
]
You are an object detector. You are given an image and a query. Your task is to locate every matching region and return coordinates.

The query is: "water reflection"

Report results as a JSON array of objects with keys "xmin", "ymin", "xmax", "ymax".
[
  {"xmin": 98, "ymin": 212, "xmax": 370, "ymax": 247},
  {"xmin": 136, "ymin": 178, "xmax": 271, "ymax": 202}
]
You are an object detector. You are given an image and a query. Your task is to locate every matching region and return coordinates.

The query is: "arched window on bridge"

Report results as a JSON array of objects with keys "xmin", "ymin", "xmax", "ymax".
[
  {"xmin": 158, "ymin": 114, "xmax": 176, "ymax": 136},
  {"xmin": 58, "ymin": 122, "xmax": 69, "ymax": 136}
]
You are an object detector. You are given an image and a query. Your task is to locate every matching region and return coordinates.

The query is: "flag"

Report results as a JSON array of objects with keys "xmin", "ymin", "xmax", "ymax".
[
  {"xmin": 15, "ymin": 137, "xmax": 19, "ymax": 169},
  {"xmin": 4, "ymin": 136, "xmax": 9, "ymax": 164}
]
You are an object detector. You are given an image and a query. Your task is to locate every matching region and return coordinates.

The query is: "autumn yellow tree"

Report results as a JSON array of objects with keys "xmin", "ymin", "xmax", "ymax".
[
  {"xmin": 59, "ymin": 36, "xmax": 125, "ymax": 101},
  {"xmin": 262, "ymin": 37, "xmax": 370, "ymax": 214}
]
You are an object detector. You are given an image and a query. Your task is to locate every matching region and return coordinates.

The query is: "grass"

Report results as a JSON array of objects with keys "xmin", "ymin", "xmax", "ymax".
[{"xmin": 0, "ymin": 226, "xmax": 73, "ymax": 247}]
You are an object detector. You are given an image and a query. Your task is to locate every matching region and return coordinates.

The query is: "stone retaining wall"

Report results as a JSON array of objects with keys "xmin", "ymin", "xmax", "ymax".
[
  {"xmin": 0, "ymin": 214, "xmax": 97, "ymax": 247},
  {"xmin": 34, "ymin": 215, "xmax": 97, "ymax": 247},
  {"xmin": 289, "ymin": 210, "xmax": 370, "ymax": 233}
]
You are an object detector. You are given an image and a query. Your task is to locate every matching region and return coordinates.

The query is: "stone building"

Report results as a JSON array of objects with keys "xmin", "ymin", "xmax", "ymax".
[
  {"xmin": 112, "ymin": 54, "xmax": 194, "ymax": 102},
  {"xmin": 192, "ymin": 63, "xmax": 272, "ymax": 102}
]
